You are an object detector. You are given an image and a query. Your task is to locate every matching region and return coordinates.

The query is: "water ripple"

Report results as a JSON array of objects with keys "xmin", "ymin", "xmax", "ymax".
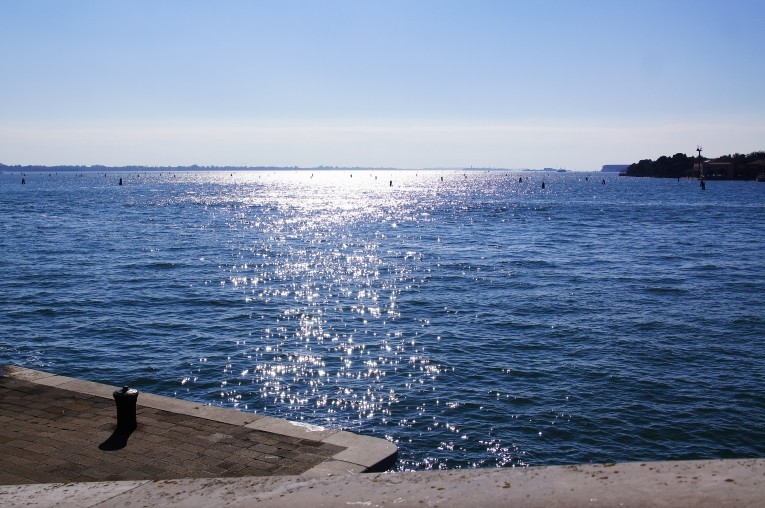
[{"xmin": 1, "ymin": 171, "xmax": 764, "ymax": 470}]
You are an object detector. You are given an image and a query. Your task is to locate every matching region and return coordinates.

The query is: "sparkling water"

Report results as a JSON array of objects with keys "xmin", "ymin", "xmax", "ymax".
[{"xmin": 1, "ymin": 170, "xmax": 764, "ymax": 470}]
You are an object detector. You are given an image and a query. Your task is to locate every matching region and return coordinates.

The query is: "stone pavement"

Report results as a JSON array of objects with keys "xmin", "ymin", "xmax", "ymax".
[{"xmin": 0, "ymin": 366, "xmax": 397, "ymax": 485}]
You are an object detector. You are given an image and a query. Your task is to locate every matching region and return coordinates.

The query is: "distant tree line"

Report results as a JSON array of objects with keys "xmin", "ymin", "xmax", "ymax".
[
  {"xmin": 626, "ymin": 153, "xmax": 696, "ymax": 178},
  {"xmin": 625, "ymin": 151, "xmax": 765, "ymax": 179}
]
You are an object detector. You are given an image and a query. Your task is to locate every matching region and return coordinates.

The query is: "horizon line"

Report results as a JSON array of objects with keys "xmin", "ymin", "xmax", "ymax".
[{"xmin": 0, "ymin": 163, "xmax": 593, "ymax": 172}]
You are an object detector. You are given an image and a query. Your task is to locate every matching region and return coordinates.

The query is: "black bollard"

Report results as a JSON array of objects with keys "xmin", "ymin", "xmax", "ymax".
[{"xmin": 113, "ymin": 386, "xmax": 138, "ymax": 431}]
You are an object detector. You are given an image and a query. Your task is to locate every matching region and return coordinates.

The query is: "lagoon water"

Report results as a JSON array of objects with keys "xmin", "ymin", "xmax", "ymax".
[{"xmin": 1, "ymin": 170, "xmax": 764, "ymax": 470}]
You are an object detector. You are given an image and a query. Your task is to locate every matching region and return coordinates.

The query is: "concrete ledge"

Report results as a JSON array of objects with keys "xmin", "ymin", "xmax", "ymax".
[
  {"xmin": 1, "ymin": 366, "xmax": 397, "ymax": 476},
  {"xmin": 245, "ymin": 415, "xmax": 340, "ymax": 441},
  {"xmin": 1, "ymin": 365, "xmax": 59, "ymax": 383},
  {"xmin": 322, "ymin": 431, "xmax": 399, "ymax": 472},
  {"xmin": 137, "ymin": 392, "xmax": 262, "ymax": 427},
  {"xmin": 1, "ymin": 459, "xmax": 762, "ymax": 507},
  {"xmin": 300, "ymin": 460, "xmax": 368, "ymax": 477},
  {"xmin": 0, "ymin": 480, "xmax": 152, "ymax": 507}
]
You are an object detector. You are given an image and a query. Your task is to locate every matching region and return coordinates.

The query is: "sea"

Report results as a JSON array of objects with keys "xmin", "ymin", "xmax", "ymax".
[{"xmin": 1, "ymin": 169, "xmax": 764, "ymax": 471}]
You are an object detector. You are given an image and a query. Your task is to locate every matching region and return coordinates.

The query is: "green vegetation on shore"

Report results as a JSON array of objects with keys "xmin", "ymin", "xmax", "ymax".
[{"xmin": 625, "ymin": 151, "xmax": 765, "ymax": 179}]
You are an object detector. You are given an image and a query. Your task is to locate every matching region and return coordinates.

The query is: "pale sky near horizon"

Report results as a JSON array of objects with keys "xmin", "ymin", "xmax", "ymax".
[{"xmin": 1, "ymin": 0, "xmax": 764, "ymax": 170}]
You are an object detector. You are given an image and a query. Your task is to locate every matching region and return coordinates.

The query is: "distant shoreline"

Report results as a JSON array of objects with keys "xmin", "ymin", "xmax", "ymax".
[
  {"xmin": 0, "ymin": 164, "xmax": 577, "ymax": 173},
  {"xmin": 1, "ymin": 164, "xmax": 396, "ymax": 173}
]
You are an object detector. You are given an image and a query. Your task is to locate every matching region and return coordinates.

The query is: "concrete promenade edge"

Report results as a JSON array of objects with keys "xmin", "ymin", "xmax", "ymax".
[
  {"xmin": 2, "ymin": 366, "xmax": 763, "ymax": 507},
  {"xmin": 1, "ymin": 459, "xmax": 763, "ymax": 507}
]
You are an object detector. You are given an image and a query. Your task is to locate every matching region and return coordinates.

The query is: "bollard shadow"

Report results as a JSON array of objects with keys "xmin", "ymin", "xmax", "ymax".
[{"xmin": 98, "ymin": 428, "xmax": 135, "ymax": 451}]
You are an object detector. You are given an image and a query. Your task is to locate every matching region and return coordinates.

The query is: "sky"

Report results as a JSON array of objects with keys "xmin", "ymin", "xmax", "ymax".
[{"xmin": 1, "ymin": 0, "xmax": 764, "ymax": 170}]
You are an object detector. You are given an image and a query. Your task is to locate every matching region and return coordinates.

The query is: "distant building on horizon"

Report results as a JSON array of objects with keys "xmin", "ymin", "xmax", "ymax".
[{"xmin": 601, "ymin": 165, "xmax": 629, "ymax": 172}]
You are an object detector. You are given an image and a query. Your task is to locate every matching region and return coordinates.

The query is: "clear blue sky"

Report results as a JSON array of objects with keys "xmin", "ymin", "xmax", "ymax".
[{"xmin": 1, "ymin": 0, "xmax": 763, "ymax": 170}]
